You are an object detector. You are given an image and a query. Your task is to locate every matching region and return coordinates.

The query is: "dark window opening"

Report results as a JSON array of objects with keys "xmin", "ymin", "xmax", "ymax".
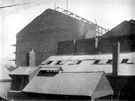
[
  {"xmin": 121, "ymin": 59, "xmax": 128, "ymax": 63},
  {"xmin": 55, "ymin": 61, "xmax": 62, "ymax": 65},
  {"xmin": 106, "ymin": 59, "xmax": 113, "ymax": 64},
  {"xmin": 93, "ymin": 60, "xmax": 100, "ymax": 64},
  {"xmin": 38, "ymin": 70, "xmax": 58, "ymax": 77},
  {"xmin": 55, "ymin": 60, "xmax": 67, "ymax": 65},
  {"xmin": 76, "ymin": 60, "xmax": 82, "ymax": 64}
]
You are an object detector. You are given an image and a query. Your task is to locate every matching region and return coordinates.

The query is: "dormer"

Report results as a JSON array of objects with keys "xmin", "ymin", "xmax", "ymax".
[{"xmin": 38, "ymin": 66, "xmax": 63, "ymax": 76}]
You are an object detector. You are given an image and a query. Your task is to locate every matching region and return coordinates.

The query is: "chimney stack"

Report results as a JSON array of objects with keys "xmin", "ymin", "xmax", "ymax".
[
  {"xmin": 29, "ymin": 48, "xmax": 35, "ymax": 66},
  {"xmin": 95, "ymin": 35, "xmax": 98, "ymax": 49},
  {"xmin": 112, "ymin": 42, "xmax": 120, "ymax": 76}
]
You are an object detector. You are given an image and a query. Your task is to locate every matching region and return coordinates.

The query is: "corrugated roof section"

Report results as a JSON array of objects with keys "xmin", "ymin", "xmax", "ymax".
[{"xmin": 23, "ymin": 72, "xmax": 113, "ymax": 99}]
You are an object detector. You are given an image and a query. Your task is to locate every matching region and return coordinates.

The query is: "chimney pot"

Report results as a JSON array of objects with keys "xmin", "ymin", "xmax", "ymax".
[{"xmin": 29, "ymin": 48, "xmax": 35, "ymax": 66}]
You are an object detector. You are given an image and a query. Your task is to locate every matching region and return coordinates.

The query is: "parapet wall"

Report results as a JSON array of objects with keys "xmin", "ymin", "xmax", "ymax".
[{"xmin": 57, "ymin": 35, "xmax": 135, "ymax": 55}]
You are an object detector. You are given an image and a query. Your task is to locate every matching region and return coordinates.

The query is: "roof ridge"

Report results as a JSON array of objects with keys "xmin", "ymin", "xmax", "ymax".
[{"xmin": 61, "ymin": 71, "xmax": 104, "ymax": 73}]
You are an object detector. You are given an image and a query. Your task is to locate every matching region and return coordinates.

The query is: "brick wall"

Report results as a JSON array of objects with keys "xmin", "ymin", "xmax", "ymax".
[
  {"xmin": 57, "ymin": 40, "xmax": 75, "ymax": 55},
  {"xmin": 16, "ymin": 9, "xmax": 97, "ymax": 66},
  {"xmin": 57, "ymin": 35, "xmax": 135, "ymax": 55},
  {"xmin": 16, "ymin": 9, "xmax": 135, "ymax": 67},
  {"xmin": 76, "ymin": 39, "xmax": 96, "ymax": 54}
]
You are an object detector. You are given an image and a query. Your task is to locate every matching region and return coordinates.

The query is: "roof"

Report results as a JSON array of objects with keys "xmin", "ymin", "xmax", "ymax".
[
  {"xmin": 118, "ymin": 64, "xmax": 135, "ymax": 75},
  {"xmin": 40, "ymin": 52, "xmax": 135, "ymax": 75},
  {"xmin": 23, "ymin": 72, "xmax": 113, "ymax": 99},
  {"xmin": 43, "ymin": 52, "xmax": 134, "ymax": 61},
  {"xmin": 61, "ymin": 64, "xmax": 112, "ymax": 73},
  {"xmin": 0, "ymin": 65, "xmax": 11, "ymax": 99},
  {"xmin": 0, "ymin": 64, "xmax": 11, "ymax": 81},
  {"xmin": 10, "ymin": 66, "xmax": 39, "ymax": 75},
  {"xmin": 102, "ymin": 19, "xmax": 135, "ymax": 38}
]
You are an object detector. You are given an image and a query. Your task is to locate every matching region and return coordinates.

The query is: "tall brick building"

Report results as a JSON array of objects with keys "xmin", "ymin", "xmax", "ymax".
[
  {"xmin": 16, "ymin": 8, "xmax": 107, "ymax": 67},
  {"xmin": 16, "ymin": 7, "xmax": 135, "ymax": 67}
]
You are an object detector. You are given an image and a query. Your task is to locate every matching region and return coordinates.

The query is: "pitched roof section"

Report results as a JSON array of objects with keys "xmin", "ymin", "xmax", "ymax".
[
  {"xmin": 92, "ymin": 72, "xmax": 113, "ymax": 98},
  {"xmin": 23, "ymin": 72, "xmax": 113, "ymax": 99},
  {"xmin": 0, "ymin": 64, "xmax": 11, "ymax": 81},
  {"xmin": 10, "ymin": 66, "xmax": 39, "ymax": 75},
  {"xmin": 102, "ymin": 19, "xmax": 135, "ymax": 38}
]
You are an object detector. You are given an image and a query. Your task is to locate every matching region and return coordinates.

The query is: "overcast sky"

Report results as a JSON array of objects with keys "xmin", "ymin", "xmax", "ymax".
[{"xmin": 0, "ymin": 0, "xmax": 135, "ymax": 65}]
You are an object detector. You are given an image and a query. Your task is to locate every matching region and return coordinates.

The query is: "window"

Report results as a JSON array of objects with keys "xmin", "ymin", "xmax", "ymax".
[
  {"xmin": 106, "ymin": 59, "xmax": 113, "ymax": 64},
  {"xmin": 93, "ymin": 60, "xmax": 100, "ymax": 64},
  {"xmin": 55, "ymin": 60, "xmax": 67, "ymax": 65},
  {"xmin": 121, "ymin": 59, "xmax": 128, "ymax": 63}
]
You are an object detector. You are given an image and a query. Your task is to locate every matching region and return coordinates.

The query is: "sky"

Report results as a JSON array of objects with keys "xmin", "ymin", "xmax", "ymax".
[{"xmin": 0, "ymin": 0, "xmax": 135, "ymax": 66}]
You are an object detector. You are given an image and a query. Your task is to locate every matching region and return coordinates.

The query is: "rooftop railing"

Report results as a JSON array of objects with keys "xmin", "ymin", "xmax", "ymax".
[{"xmin": 55, "ymin": 7, "xmax": 108, "ymax": 36}]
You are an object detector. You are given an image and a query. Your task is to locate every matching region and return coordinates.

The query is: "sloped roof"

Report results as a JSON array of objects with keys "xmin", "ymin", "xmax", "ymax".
[
  {"xmin": 10, "ymin": 66, "xmax": 39, "ymax": 75},
  {"xmin": 40, "ymin": 53, "xmax": 135, "ymax": 74},
  {"xmin": 23, "ymin": 72, "xmax": 113, "ymax": 99},
  {"xmin": 0, "ymin": 64, "xmax": 11, "ymax": 81},
  {"xmin": 41, "ymin": 54, "xmax": 112, "ymax": 62},
  {"xmin": 44, "ymin": 52, "xmax": 135, "ymax": 61},
  {"xmin": 62, "ymin": 64, "xmax": 112, "ymax": 73},
  {"xmin": 102, "ymin": 19, "xmax": 135, "ymax": 38}
]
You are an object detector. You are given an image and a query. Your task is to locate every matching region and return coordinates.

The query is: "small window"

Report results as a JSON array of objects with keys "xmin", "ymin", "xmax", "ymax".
[
  {"xmin": 93, "ymin": 60, "xmax": 100, "ymax": 64},
  {"xmin": 76, "ymin": 60, "xmax": 82, "ymax": 64},
  {"xmin": 45, "ymin": 61, "xmax": 53, "ymax": 65},
  {"xmin": 55, "ymin": 60, "xmax": 67, "ymax": 65},
  {"xmin": 55, "ymin": 61, "xmax": 62, "ymax": 65},
  {"xmin": 38, "ymin": 70, "xmax": 57, "ymax": 76},
  {"xmin": 106, "ymin": 59, "xmax": 113, "ymax": 64},
  {"xmin": 121, "ymin": 59, "xmax": 128, "ymax": 63},
  {"xmin": 41, "ymin": 61, "xmax": 53, "ymax": 65}
]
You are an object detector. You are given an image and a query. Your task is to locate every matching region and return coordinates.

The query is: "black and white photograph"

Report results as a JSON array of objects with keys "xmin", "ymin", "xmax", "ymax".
[{"xmin": 0, "ymin": 0, "xmax": 135, "ymax": 100}]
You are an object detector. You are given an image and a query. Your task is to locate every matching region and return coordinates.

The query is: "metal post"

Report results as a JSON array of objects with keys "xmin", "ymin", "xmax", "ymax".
[
  {"xmin": 74, "ymin": 40, "xmax": 76, "ymax": 53},
  {"xmin": 66, "ymin": 0, "xmax": 68, "ymax": 11},
  {"xmin": 95, "ymin": 35, "xmax": 98, "ymax": 49},
  {"xmin": 54, "ymin": 2, "xmax": 56, "ymax": 9}
]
